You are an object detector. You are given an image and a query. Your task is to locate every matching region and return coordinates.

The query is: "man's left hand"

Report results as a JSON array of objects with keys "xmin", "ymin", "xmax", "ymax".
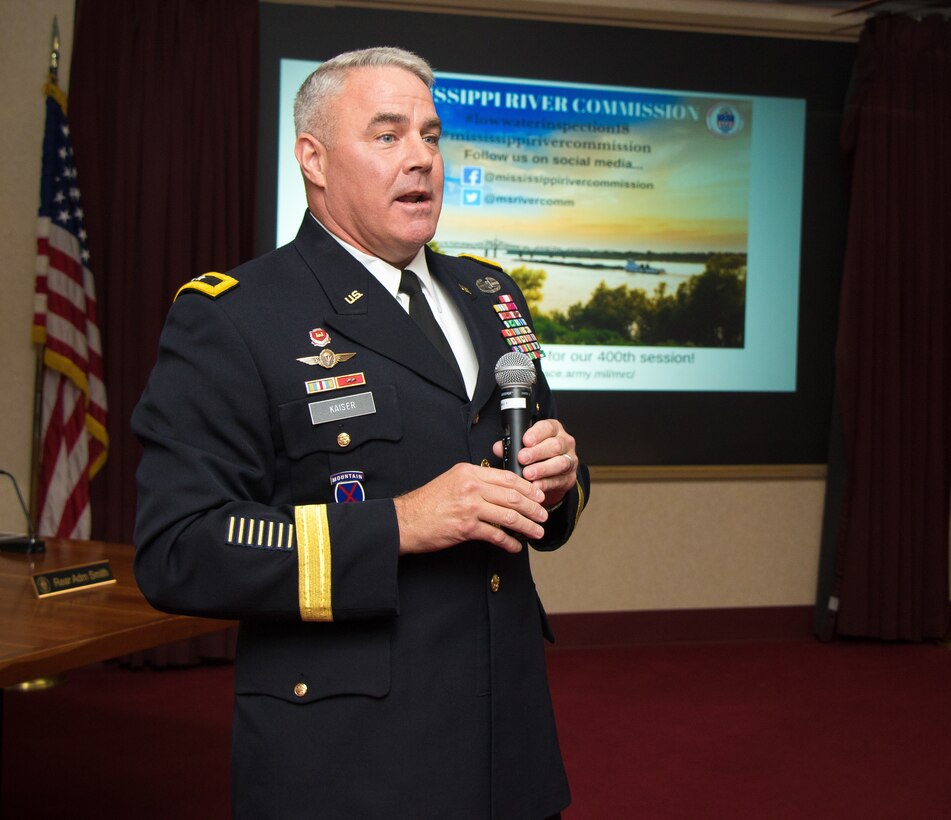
[{"xmin": 493, "ymin": 418, "xmax": 579, "ymax": 510}]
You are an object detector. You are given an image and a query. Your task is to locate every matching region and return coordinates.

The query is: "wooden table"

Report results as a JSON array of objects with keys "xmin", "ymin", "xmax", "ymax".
[
  {"xmin": 0, "ymin": 539, "xmax": 236, "ymax": 790},
  {"xmin": 0, "ymin": 538, "xmax": 236, "ymax": 688}
]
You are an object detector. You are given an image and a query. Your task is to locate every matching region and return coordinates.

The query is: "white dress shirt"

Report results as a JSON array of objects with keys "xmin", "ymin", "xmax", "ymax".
[{"xmin": 313, "ymin": 216, "xmax": 479, "ymax": 398}]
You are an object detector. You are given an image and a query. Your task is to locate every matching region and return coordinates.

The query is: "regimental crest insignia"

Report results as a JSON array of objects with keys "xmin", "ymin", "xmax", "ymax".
[
  {"xmin": 309, "ymin": 328, "xmax": 331, "ymax": 347},
  {"xmin": 331, "ymin": 471, "xmax": 366, "ymax": 503}
]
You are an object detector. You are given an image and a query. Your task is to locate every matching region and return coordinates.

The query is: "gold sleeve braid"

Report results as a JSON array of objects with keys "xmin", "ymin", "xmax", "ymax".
[
  {"xmin": 574, "ymin": 480, "xmax": 587, "ymax": 529},
  {"xmin": 295, "ymin": 504, "xmax": 333, "ymax": 621}
]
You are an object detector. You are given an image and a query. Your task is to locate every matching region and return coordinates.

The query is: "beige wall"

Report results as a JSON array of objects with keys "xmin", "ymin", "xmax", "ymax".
[
  {"xmin": 532, "ymin": 475, "xmax": 824, "ymax": 612},
  {"xmin": 0, "ymin": 0, "xmax": 826, "ymax": 612},
  {"xmin": 0, "ymin": 0, "xmax": 75, "ymax": 533}
]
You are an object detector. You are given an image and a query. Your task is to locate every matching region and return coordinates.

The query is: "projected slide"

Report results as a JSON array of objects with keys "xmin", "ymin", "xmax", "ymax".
[{"xmin": 276, "ymin": 60, "xmax": 806, "ymax": 393}]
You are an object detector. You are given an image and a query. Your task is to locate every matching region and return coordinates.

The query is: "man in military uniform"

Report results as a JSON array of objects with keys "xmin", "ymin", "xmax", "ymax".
[{"xmin": 133, "ymin": 47, "xmax": 588, "ymax": 819}]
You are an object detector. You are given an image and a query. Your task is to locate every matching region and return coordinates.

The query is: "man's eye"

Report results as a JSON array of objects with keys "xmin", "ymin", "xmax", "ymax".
[
  {"xmin": 379, "ymin": 134, "xmax": 396, "ymax": 144},
  {"xmin": 424, "ymin": 135, "xmax": 440, "ymax": 146}
]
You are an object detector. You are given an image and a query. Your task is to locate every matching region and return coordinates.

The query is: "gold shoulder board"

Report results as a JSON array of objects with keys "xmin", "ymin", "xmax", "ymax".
[
  {"xmin": 174, "ymin": 272, "xmax": 239, "ymax": 302},
  {"xmin": 458, "ymin": 253, "xmax": 503, "ymax": 271}
]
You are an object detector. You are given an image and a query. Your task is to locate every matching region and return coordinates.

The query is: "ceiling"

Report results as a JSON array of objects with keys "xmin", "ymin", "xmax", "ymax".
[{"xmin": 291, "ymin": 0, "xmax": 951, "ymax": 41}]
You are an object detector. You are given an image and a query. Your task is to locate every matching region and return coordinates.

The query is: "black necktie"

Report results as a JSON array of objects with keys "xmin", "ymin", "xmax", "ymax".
[{"xmin": 399, "ymin": 269, "xmax": 464, "ymax": 387}]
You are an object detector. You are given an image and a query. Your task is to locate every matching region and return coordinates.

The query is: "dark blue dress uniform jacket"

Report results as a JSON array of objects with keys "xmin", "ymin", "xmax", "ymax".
[{"xmin": 132, "ymin": 213, "xmax": 589, "ymax": 820}]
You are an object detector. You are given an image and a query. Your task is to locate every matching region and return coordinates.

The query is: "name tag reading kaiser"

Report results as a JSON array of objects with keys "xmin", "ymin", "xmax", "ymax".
[{"xmin": 309, "ymin": 391, "xmax": 377, "ymax": 425}]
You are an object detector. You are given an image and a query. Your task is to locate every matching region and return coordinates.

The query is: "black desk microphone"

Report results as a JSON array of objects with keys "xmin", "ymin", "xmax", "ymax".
[{"xmin": 0, "ymin": 468, "xmax": 46, "ymax": 554}]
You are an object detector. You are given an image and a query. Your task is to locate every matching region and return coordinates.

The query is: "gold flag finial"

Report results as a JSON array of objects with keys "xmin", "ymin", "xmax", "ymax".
[{"xmin": 49, "ymin": 17, "xmax": 60, "ymax": 83}]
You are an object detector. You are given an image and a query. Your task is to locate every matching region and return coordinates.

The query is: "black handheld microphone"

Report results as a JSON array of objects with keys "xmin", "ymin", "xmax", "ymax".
[
  {"xmin": 494, "ymin": 351, "xmax": 536, "ymax": 477},
  {"xmin": 0, "ymin": 468, "xmax": 46, "ymax": 554}
]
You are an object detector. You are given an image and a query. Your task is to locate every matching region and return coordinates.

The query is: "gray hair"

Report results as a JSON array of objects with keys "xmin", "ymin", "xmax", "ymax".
[{"xmin": 294, "ymin": 47, "xmax": 435, "ymax": 143}]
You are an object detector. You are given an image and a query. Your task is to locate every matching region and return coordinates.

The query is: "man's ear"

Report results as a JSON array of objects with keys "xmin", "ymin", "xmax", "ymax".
[{"xmin": 295, "ymin": 132, "xmax": 327, "ymax": 188}]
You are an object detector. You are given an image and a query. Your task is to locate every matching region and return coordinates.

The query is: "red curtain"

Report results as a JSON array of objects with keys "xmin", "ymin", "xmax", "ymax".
[
  {"xmin": 68, "ymin": 0, "xmax": 259, "ymax": 545},
  {"xmin": 830, "ymin": 15, "xmax": 951, "ymax": 640}
]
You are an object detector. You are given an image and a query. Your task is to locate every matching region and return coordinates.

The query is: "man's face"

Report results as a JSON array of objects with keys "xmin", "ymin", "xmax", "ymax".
[{"xmin": 304, "ymin": 66, "xmax": 444, "ymax": 269}]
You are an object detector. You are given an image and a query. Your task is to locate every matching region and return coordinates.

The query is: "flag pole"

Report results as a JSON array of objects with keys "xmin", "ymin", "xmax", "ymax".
[
  {"xmin": 29, "ymin": 17, "xmax": 60, "ymax": 520},
  {"xmin": 49, "ymin": 16, "xmax": 60, "ymax": 82},
  {"xmin": 29, "ymin": 310, "xmax": 44, "ymax": 523}
]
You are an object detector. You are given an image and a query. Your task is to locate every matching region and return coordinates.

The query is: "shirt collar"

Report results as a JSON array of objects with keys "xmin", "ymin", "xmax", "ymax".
[{"xmin": 310, "ymin": 213, "xmax": 432, "ymax": 299}]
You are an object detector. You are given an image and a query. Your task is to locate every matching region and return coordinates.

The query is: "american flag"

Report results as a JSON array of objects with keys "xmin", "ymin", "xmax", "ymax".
[{"xmin": 32, "ymin": 80, "xmax": 108, "ymax": 538}]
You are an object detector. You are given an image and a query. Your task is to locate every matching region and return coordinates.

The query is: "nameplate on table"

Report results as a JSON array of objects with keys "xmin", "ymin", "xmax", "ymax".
[{"xmin": 32, "ymin": 560, "xmax": 116, "ymax": 599}]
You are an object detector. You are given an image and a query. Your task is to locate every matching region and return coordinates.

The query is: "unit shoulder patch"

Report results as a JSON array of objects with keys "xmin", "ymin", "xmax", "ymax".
[
  {"xmin": 174, "ymin": 272, "xmax": 239, "ymax": 301},
  {"xmin": 458, "ymin": 253, "xmax": 504, "ymax": 272}
]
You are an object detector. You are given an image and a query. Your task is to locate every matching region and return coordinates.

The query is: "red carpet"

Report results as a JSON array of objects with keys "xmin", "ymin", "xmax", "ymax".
[
  {"xmin": 3, "ymin": 640, "xmax": 951, "ymax": 818},
  {"xmin": 548, "ymin": 641, "xmax": 951, "ymax": 819}
]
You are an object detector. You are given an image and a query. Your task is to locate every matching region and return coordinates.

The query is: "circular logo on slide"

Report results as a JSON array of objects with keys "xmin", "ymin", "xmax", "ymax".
[{"xmin": 706, "ymin": 103, "xmax": 744, "ymax": 138}]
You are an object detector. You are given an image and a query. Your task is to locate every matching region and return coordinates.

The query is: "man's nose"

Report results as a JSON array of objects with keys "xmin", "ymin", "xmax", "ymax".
[{"xmin": 404, "ymin": 136, "xmax": 435, "ymax": 173}]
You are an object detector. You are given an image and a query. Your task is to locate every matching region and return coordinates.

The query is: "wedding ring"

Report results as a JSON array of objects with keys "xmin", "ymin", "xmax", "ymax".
[{"xmin": 561, "ymin": 453, "xmax": 573, "ymax": 471}]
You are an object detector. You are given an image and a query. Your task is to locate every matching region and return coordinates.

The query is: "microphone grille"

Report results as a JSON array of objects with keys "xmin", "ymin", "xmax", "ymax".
[{"xmin": 494, "ymin": 351, "xmax": 536, "ymax": 387}]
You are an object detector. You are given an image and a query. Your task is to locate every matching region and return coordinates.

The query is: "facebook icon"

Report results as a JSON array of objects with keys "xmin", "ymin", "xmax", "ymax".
[{"xmin": 461, "ymin": 166, "xmax": 483, "ymax": 186}]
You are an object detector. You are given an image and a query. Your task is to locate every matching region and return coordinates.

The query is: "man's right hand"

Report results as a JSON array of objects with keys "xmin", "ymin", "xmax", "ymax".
[{"xmin": 394, "ymin": 463, "xmax": 548, "ymax": 555}]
